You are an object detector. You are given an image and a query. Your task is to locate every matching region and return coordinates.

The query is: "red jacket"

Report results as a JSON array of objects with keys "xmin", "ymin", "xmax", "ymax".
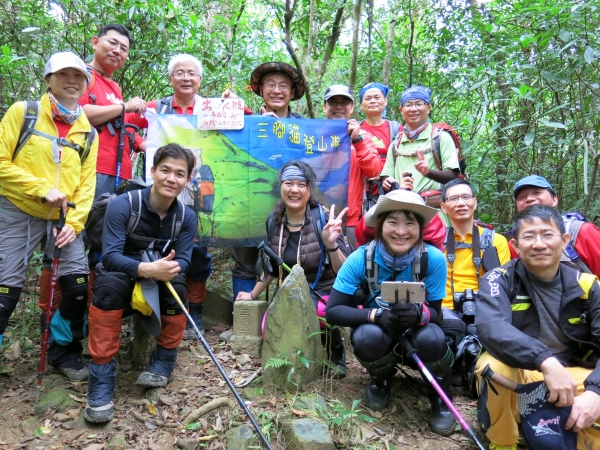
[{"xmin": 347, "ymin": 133, "xmax": 381, "ymax": 227}]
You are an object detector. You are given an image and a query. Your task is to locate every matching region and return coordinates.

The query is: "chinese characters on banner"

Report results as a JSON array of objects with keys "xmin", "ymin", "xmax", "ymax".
[
  {"xmin": 145, "ymin": 112, "xmax": 351, "ymax": 247},
  {"xmin": 197, "ymin": 98, "xmax": 245, "ymax": 130}
]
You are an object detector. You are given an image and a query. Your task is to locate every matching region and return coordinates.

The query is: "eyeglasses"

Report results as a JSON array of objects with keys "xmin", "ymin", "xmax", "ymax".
[
  {"xmin": 173, "ymin": 70, "xmax": 200, "ymax": 79},
  {"xmin": 516, "ymin": 233, "xmax": 563, "ymax": 244},
  {"xmin": 326, "ymin": 99, "xmax": 353, "ymax": 107},
  {"xmin": 103, "ymin": 38, "xmax": 129, "ymax": 55},
  {"xmin": 444, "ymin": 194, "xmax": 475, "ymax": 204},
  {"xmin": 263, "ymin": 82, "xmax": 291, "ymax": 92},
  {"xmin": 402, "ymin": 101, "xmax": 428, "ymax": 109}
]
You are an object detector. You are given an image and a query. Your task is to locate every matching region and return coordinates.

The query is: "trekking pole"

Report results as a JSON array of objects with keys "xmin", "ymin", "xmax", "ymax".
[
  {"xmin": 114, "ymin": 105, "xmax": 140, "ymax": 193},
  {"xmin": 399, "ymin": 336, "xmax": 486, "ymax": 450},
  {"xmin": 37, "ymin": 202, "xmax": 76, "ymax": 400},
  {"xmin": 145, "ymin": 250, "xmax": 273, "ymax": 450}
]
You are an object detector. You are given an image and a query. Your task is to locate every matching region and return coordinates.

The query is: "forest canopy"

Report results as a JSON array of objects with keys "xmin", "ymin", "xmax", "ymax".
[{"xmin": 1, "ymin": 0, "xmax": 598, "ymax": 229}]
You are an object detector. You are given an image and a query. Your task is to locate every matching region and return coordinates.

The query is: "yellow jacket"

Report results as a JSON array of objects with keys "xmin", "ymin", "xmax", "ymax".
[{"xmin": 0, "ymin": 94, "xmax": 98, "ymax": 234}]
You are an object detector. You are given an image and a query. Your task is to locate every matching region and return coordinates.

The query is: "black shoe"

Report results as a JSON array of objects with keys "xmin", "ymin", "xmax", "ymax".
[
  {"xmin": 364, "ymin": 376, "xmax": 392, "ymax": 411},
  {"xmin": 427, "ymin": 378, "xmax": 457, "ymax": 435},
  {"xmin": 326, "ymin": 327, "xmax": 347, "ymax": 379}
]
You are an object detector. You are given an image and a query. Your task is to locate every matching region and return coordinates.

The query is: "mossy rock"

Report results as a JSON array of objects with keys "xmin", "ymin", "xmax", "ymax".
[{"xmin": 33, "ymin": 387, "xmax": 80, "ymax": 415}]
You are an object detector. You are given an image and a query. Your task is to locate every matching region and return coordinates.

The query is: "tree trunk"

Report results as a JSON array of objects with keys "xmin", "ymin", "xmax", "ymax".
[
  {"xmin": 348, "ymin": 0, "xmax": 363, "ymax": 93},
  {"xmin": 382, "ymin": 1, "xmax": 401, "ymax": 86},
  {"xmin": 316, "ymin": 0, "xmax": 348, "ymax": 82}
]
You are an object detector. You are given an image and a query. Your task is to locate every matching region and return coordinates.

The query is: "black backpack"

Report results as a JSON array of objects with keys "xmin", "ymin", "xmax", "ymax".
[{"xmin": 85, "ymin": 186, "xmax": 184, "ymax": 252}]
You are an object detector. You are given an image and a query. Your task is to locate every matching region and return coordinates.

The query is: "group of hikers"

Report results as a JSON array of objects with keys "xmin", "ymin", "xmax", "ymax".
[{"xmin": 0, "ymin": 22, "xmax": 599, "ymax": 450}]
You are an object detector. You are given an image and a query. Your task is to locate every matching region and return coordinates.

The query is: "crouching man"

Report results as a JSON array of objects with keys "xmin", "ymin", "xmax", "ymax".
[
  {"xmin": 475, "ymin": 205, "xmax": 600, "ymax": 450},
  {"xmin": 85, "ymin": 143, "xmax": 197, "ymax": 423}
]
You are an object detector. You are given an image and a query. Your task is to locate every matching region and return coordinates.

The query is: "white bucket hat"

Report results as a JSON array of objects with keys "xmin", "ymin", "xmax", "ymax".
[
  {"xmin": 44, "ymin": 51, "xmax": 91, "ymax": 84},
  {"xmin": 364, "ymin": 189, "xmax": 437, "ymax": 227}
]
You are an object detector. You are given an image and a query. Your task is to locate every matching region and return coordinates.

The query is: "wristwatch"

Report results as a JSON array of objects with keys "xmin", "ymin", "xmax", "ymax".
[
  {"xmin": 351, "ymin": 134, "xmax": 364, "ymax": 144},
  {"xmin": 372, "ymin": 307, "xmax": 385, "ymax": 323},
  {"xmin": 326, "ymin": 245, "xmax": 339, "ymax": 253}
]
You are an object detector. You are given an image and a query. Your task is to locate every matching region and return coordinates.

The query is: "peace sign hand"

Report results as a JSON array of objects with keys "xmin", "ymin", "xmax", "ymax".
[
  {"xmin": 321, "ymin": 204, "xmax": 348, "ymax": 248},
  {"xmin": 414, "ymin": 150, "xmax": 430, "ymax": 176}
]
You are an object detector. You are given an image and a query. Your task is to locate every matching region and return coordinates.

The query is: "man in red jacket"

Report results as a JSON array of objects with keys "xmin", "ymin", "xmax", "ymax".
[{"xmin": 322, "ymin": 84, "xmax": 380, "ymax": 250}]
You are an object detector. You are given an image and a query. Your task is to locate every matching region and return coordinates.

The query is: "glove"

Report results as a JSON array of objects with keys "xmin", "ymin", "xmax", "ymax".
[
  {"xmin": 390, "ymin": 302, "xmax": 424, "ymax": 328},
  {"xmin": 374, "ymin": 309, "xmax": 402, "ymax": 336}
]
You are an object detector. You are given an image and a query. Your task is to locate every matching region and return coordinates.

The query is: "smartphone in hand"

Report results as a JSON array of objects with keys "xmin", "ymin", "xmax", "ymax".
[{"xmin": 381, "ymin": 281, "xmax": 425, "ymax": 304}]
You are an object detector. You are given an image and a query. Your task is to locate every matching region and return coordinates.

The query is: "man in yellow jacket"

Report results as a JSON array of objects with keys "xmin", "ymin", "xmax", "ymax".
[{"xmin": 0, "ymin": 51, "xmax": 98, "ymax": 381}]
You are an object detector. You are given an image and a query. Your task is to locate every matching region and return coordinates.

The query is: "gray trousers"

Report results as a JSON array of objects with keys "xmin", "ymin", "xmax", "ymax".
[{"xmin": 0, "ymin": 197, "xmax": 88, "ymax": 288}]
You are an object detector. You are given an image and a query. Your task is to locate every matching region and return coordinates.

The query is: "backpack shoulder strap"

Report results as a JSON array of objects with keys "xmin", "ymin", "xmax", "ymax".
[
  {"xmin": 158, "ymin": 96, "xmax": 173, "ymax": 114},
  {"xmin": 14, "ymin": 101, "xmax": 40, "ymax": 161},
  {"xmin": 311, "ymin": 204, "xmax": 330, "ymax": 264},
  {"xmin": 266, "ymin": 214, "xmax": 276, "ymax": 245},
  {"xmin": 126, "ymin": 190, "xmax": 143, "ymax": 235},
  {"xmin": 413, "ymin": 241, "xmax": 428, "ymax": 281},
  {"xmin": 562, "ymin": 214, "xmax": 590, "ymax": 273},
  {"xmin": 172, "ymin": 200, "xmax": 185, "ymax": 240},
  {"xmin": 564, "ymin": 215, "xmax": 584, "ymax": 247},
  {"xmin": 430, "ymin": 124, "xmax": 444, "ymax": 170},
  {"xmin": 86, "ymin": 66, "xmax": 97, "ymax": 104},
  {"xmin": 80, "ymin": 127, "xmax": 97, "ymax": 164},
  {"xmin": 388, "ymin": 120, "xmax": 401, "ymax": 145},
  {"xmin": 392, "ymin": 126, "xmax": 405, "ymax": 163},
  {"xmin": 365, "ymin": 240, "xmax": 378, "ymax": 296},
  {"xmin": 480, "ymin": 227, "xmax": 501, "ymax": 272}
]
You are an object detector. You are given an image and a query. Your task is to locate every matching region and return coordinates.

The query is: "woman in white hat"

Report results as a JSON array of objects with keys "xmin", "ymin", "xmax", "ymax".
[
  {"xmin": 0, "ymin": 51, "xmax": 98, "ymax": 381},
  {"xmin": 326, "ymin": 189, "xmax": 456, "ymax": 435}
]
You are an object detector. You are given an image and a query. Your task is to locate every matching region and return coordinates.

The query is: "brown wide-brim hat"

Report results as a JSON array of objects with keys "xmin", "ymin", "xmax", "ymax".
[
  {"xmin": 365, "ymin": 189, "xmax": 438, "ymax": 228},
  {"xmin": 250, "ymin": 62, "xmax": 305, "ymax": 101}
]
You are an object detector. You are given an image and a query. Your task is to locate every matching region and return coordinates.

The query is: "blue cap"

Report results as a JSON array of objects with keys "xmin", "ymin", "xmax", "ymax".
[
  {"xmin": 359, "ymin": 82, "xmax": 390, "ymax": 103},
  {"xmin": 400, "ymin": 86, "xmax": 431, "ymax": 105},
  {"xmin": 513, "ymin": 175, "xmax": 554, "ymax": 198}
]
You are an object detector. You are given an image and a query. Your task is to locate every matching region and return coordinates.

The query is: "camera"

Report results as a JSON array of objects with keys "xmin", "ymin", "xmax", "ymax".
[{"xmin": 453, "ymin": 288, "xmax": 477, "ymax": 317}]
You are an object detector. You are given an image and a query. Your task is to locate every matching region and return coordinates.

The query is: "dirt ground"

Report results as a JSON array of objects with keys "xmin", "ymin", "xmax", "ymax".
[{"xmin": 0, "ymin": 322, "xmax": 486, "ymax": 450}]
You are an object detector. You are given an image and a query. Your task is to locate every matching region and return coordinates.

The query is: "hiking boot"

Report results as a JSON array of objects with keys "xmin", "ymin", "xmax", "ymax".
[
  {"xmin": 427, "ymin": 376, "xmax": 457, "ymax": 435},
  {"xmin": 184, "ymin": 303, "xmax": 204, "ymax": 340},
  {"xmin": 85, "ymin": 360, "xmax": 117, "ymax": 424},
  {"xmin": 326, "ymin": 327, "xmax": 347, "ymax": 379},
  {"xmin": 364, "ymin": 375, "xmax": 393, "ymax": 411},
  {"xmin": 489, "ymin": 445, "xmax": 517, "ymax": 450},
  {"xmin": 84, "ymin": 401, "xmax": 114, "ymax": 423},
  {"xmin": 57, "ymin": 366, "xmax": 89, "ymax": 382},
  {"xmin": 136, "ymin": 345, "xmax": 177, "ymax": 387},
  {"xmin": 136, "ymin": 371, "xmax": 172, "ymax": 387},
  {"xmin": 183, "ymin": 328, "xmax": 204, "ymax": 340}
]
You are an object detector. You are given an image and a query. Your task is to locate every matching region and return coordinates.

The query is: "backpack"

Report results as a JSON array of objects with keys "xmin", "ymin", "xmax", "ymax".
[
  {"xmin": 561, "ymin": 212, "xmax": 591, "ymax": 273},
  {"xmin": 14, "ymin": 101, "xmax": 96, "ymax": 164},
  {"xmin": 157, "ymin": 96, "xmax": 176, "ymax": 114},
  {"xmin": 265, "ymin": 204, "xmax": 328, "ymax": 290},
  {"xmin": 85, "ymin": 187, "xmax": 185, "ymax": 252},
  {"xmin": 444, "ymin": 222, "xmax": 501, "ymax": 284},
  {"xmin": 361, "ymin": 240, "xmax": 428, "ymax": 301},
  {"xmin": 393, "ymin": 122, "xmax": 466, "ymax": 176}
]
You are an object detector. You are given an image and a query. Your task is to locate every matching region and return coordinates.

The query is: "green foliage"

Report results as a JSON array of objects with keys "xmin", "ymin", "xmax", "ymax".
[
  {"xmin": 264, "ymin": 350, "xmax": 293, "ymax": 370},
  {"xmin": 0, "ymin": 0, "xmax": 598, "ymax": 228},
  {"xmin": 317, "ymin": 399, "xmax": 375, "ymax": 447}
]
